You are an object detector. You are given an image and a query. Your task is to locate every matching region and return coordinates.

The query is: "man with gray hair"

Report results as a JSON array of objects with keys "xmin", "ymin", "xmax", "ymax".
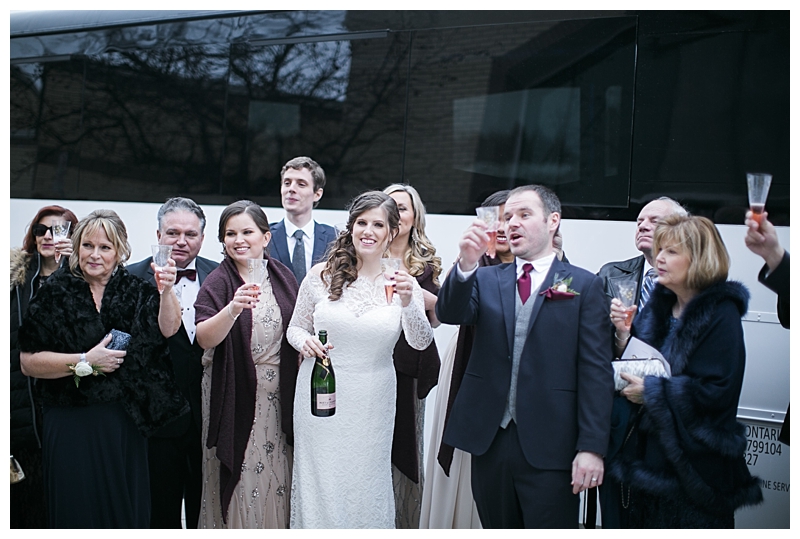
[
  {"xmin": 128, "ymin": 196, "xmax": 218, "ymax": 528},
  {"xmin": 594, "ymin": 196, "xmax": 688, "ymax": 529},
  {"xmin": 268, "ymin": 156, "xmax": 337, "ymax": 284}
]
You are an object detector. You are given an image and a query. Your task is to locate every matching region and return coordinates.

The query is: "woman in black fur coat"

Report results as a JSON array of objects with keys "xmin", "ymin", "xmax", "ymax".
[
  {"xmin": 608, "ymin": 215, "xmax": 762, "ymax": 528},
  {"xmin": 18, "ymin": 209, "xmax": 188, "ymax": 528}
]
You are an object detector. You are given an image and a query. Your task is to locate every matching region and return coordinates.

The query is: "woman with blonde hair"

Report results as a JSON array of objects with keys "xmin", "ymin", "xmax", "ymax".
[
  {"xmin": 287, "ymin": 191, "xmax": 433, "ymax": 528},
  {"xmin": 382, "ymin": 183, "xmax": 442, "ymax": 528},
  {"xmin": 608, "ymin": 214, "xmax": 762, "ymax": 527},
  {"xmin": 18, "ymin": 209, "xmax": 187, "ymax": 528}
]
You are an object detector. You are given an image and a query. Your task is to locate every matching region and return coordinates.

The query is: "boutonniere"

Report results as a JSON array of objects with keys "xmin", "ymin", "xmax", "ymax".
[
  {"xmin": 67, "ymin": 362, "xmax": 105, "ymax": 388},
  {"xmin": 539, "ymin": 273, "xmax": 580, "ymax": 300}
]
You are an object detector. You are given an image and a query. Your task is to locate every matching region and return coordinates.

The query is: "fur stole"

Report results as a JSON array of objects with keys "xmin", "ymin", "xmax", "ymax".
[
  {"xmin": 10, "ymin": 248, "xmax": 32, "ymax": 289},
  {"xmin": 634, "ymin": 280, "xmax": 749, "ymax": 376},
  {"xmin": 17, "ymin": 266, "xmax": 189, "ymax": 437},
  {"xmin": 609, "ymin": 280, "xmax": 762, "ymax": 515}
]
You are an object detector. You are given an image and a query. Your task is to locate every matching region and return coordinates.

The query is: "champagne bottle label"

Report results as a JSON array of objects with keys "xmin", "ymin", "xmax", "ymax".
[{"xmin": 316, "ymin": 393, "xmax": 336, "ymax": 410}]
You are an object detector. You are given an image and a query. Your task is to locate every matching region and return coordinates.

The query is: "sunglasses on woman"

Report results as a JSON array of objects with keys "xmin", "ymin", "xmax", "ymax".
[{"xmin": 32, "ymin": 224, "xmax": 56, "ymax": 237}]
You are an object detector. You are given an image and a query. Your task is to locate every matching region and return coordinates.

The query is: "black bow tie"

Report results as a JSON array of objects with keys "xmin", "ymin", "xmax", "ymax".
[{"xmin": 176, "ymin": 269, "xmax": 197, "ymax": 281}]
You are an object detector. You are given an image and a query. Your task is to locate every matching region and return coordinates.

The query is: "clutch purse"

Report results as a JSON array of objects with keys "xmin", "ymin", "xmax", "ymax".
[
  {"xmin": 107, "ymin": 329, "xmax": 132, "ymax": 351},
  {"xmin": 613, "ymin": 337, "xmax": 671, "ymax": 391}
]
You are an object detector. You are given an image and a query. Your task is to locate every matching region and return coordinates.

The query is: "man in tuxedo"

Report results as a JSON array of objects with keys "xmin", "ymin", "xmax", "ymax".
[
  {"xmin": 436, "ymin": 185, "xmax": 613, "ymax": 528},
  {"xmin": 128, "ymin": 197, "xmax": 218, "ymax": 528},
  {"xmin": 594, "ymin": 196, "xmax": 686, "ymax": 528},
  {"xmin": 268, "ymin": 156, "xmax": 337, "ymax": 283}
]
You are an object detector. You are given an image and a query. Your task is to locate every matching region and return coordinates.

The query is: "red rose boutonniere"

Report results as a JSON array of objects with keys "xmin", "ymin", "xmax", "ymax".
[{"xmin": 539, "ymin": 274, "xmax": 580, "ymax": 301}]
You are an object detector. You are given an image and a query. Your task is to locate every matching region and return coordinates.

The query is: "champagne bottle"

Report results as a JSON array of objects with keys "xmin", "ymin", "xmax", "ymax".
[{"xmin": 311, "ymin": 330, "xmax": 336, "ymax": 417}]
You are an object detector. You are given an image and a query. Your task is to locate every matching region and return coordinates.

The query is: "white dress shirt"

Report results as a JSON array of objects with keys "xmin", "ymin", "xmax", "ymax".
[{"xmin": 173, "ymin": 259, "xmax": 200, "ymax": 344}]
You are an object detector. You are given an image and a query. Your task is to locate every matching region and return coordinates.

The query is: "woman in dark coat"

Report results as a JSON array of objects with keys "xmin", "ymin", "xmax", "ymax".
[
  {"xmin": 18, "ymin": 209, "xmax": 188, "ymax": 528},
  {"xmin": 608, "ymin": 215, "xmax": 762, "ymax": 527},
  {"xmin": 10, "ymin": 204, "xmax": 78, "ymax": 528},
  {"xmin": 383, "ymin": 184, "xmax": 443, "ymax": 528}
]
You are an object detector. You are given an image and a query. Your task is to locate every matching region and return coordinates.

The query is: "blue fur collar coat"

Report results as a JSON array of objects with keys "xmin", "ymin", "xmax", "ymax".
[{"xmin": 608, "ymin": 280, "xmax": 763, "ymax": 517}]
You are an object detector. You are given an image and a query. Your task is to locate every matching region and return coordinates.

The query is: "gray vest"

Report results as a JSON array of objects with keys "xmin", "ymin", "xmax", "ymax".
[{"xmin": 500, "ymin": 292, "xmax": 536, "ymax": 428}]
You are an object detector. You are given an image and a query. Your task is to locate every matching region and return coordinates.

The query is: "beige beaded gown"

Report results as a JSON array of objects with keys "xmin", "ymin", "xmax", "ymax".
[{"xmin": 198, "ymin": 279, "xmax": 293, "ymax": 528}]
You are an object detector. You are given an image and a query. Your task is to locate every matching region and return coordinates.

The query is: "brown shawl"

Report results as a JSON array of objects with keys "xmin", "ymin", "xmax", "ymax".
[{"xmin": 194, "ymin": 255, "xmax": 298, "ymax": 523}]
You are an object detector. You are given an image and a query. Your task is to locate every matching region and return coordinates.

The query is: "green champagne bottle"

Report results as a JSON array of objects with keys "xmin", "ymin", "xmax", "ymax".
[{"xmin": 311, "ymin": 330, "xmax": 336, "ymax": 417}]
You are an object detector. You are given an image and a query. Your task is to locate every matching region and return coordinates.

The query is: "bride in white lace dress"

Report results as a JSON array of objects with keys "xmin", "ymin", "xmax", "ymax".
[{"xmin": 287, "ymin": 192, "xmax": 433, "ymax": 529}]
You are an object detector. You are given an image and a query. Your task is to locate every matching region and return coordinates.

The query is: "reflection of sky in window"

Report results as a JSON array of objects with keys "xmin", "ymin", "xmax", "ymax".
[
  {"xmin": 271, "ymin": 41, "xmax": 351, "ymax": 102},
  {"xmin": 11, "ymin": 11, "xmax": 352, "ymax": 103},
  {"xmin": 12, "ymin": 63, "xmax": 45, "ymax": 92},
  {"xmin": 453, "ymin": 89, "xmax": 580, "ymax": 184}
]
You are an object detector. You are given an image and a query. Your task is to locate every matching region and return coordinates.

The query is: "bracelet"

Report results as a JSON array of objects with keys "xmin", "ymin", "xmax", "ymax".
[
  {"xmin": 79, "ymin": 352, "xmax": 88, "ymax": 363},
  {"xmin": 614, "ymin": 332, "xmax": 629, "ymax": 343},
  {"xmin": 227, "ymin": 303, "xmax": 240, "ymax": 321}
]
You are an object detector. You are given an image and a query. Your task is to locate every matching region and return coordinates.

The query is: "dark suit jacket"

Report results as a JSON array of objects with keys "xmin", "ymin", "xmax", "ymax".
[
  {"xmin": 758, "ymin": 250, "xmax": 789, "ymax": 329},
  {"xmin": 436, "ymin": 258, "xmax": 614, "ymax": 471},
  {"xmin": 267, "ymin": 219, "xmax": 337, "ymax": 269},
  {"xmin": 127, "ymin": 255, "xmax": 219, "ymax": 436}
]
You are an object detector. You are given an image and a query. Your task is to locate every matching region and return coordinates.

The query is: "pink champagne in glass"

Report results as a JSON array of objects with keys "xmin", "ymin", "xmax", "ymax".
[
  {"xmin": 381, "ymin": 258, "xmax": 401, "ymax": 305},
  {"xmin": 750, "ymin": 203, "xmax": 765, "ymax": 224},
  {"xmin": 746, "ymin": 173, "xmax": 771, "ymax": 226},
  {"xmin": 485, "ymin": 230, "xmax": 498, "ymax": 259},
  {"xmin": 476, "ymin": 206, "xmax": 500, "ymax": 259}
]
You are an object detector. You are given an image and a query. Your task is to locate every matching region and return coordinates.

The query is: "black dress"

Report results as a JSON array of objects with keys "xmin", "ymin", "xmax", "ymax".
[{"xmin": 18, "ymin": 267, "xmax": 188, "ymax": 529}]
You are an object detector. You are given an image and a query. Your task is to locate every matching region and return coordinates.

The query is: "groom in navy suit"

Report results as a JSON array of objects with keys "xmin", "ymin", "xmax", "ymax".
[
  {"xmin": 436, "ymin": 185, "xmax": 613, "ymax": 528},
  {"xmin": 268, "ymin": 156, "xmax": 337, "ymax": 283}
]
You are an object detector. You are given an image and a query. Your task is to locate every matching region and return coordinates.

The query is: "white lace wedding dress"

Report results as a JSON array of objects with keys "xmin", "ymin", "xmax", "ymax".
[{"xmin": 287, "ymin": 273, "xmax": 433, "ymax": 529}]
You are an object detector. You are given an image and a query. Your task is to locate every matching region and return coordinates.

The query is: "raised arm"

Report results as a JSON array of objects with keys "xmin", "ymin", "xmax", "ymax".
[{"xmin": 400, "ymin": 280, "xmax": 434, "ymax": 351}]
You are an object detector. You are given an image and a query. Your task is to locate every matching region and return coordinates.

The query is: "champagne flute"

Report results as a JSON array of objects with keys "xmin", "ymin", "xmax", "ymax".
[
  {"xmin": 247, "ymin": 259, "xmax": 269, "ymax": 349},
  {"xmin": 381, "ymin": 258, "xmax": 402, "ymax": 304},
  {"xmin": 247, "ymin": 258, "xmax": 269, "ymax": 291},
  {"xmin": 746, "ymin": 173, "xmax": 772, "ymax": 225},
  {"xmin": 476, "ymin": 206, "xmax": 500, "ymax": 258},
  {"xmin": 51, "ymin": 220, "xmax": 71, "ymax": 264},
  {"xmin": 613, "ymin": 281, "xmax": 637, "ymax": 329},
  {"xmin": 151, "ymin": 245, "xmax": 173, "ymax": 294}
]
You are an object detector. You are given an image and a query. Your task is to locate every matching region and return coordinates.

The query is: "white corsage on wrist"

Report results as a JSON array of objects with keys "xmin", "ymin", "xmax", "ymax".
[{"xmin": 67, "ymin": 359, "xmax": 105, "ymax": 388}]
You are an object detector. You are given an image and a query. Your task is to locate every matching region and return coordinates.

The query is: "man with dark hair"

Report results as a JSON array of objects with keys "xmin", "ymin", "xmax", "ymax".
[
  {"xmin": 128, "ymin": 196, "xmax": 218, "ymax": 529},
  {"xmin": 594, "ymin": 195, "xmax": 687, "ymax": 528},
  {"xmin": 268, "ymin": 156, "xmax": 337, "ymax": 284},
  {"xmin": 436, "ymin": 184, "xmax": 613, "ymax": 528}
]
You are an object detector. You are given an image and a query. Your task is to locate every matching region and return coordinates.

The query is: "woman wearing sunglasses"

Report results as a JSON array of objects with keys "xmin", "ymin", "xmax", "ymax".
[{"xmin": 10, "ymin": 205, "xmax": 78, "ymax": 528}]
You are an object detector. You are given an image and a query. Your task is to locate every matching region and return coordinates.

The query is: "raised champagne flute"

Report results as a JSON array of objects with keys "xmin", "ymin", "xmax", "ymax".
[
  {"xmin": 746, "ymin": 172, "xmax": 772, "ymax": 225},
  {"xmin": 613, "ymin": 281, "xmax": 637, "ymax": 329},
  {"xmin": 247, "ymin": 258, "xmax": 269, "ymax": 348},
  {"xmin": 247, "ymin": 258, "xmax": 269, "ymax": 292},
  {"xmin": 476, "ymin": 206, "xmax": 500, "ymax": 258},
  {"xmin": 151, "ymin": 244, "xmax": 173, "ymax": 294},
  {"xmin": 51, "ymin": 220, "xmax": 71, "ymax": 264},
  {"xmin": 381, "ymin": 258, "xmax": 402, "ymax": 304}
]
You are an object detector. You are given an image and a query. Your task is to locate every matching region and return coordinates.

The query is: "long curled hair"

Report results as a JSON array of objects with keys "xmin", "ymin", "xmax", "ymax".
[
  {"xmin": 383, "ymin": 183, "xmax": 442, "ymax": 286},
  {"xmin": 321, "ymin": 191, "xmax": 400, "ymax": 301}
]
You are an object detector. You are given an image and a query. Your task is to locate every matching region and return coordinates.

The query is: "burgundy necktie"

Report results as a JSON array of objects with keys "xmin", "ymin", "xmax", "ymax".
[
  {"xmin": 176, "ymin": 269, "xmax": 197, "ymax": 281},
  {"xmin": 518, "ymin": 263, "xmax": 534, "ymax": 304}
]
